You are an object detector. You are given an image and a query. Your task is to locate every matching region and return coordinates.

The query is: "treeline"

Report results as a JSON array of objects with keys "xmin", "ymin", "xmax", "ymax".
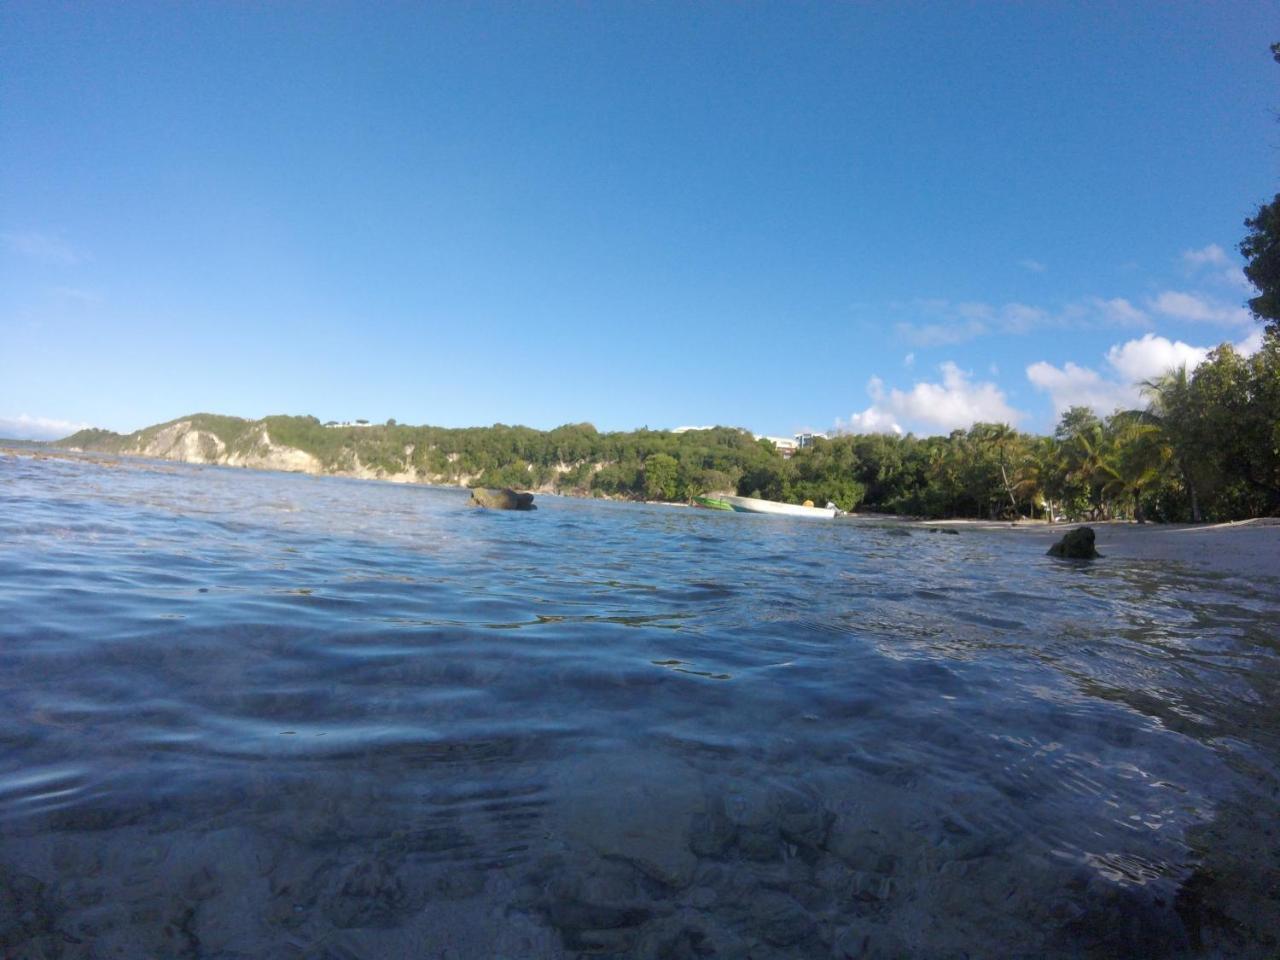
[
  {"xmin": 59, "ymin": 331, "xmax": 1280, "ymax": 522},
  {"xmin": 777, "ymin": 333, "xmax": 1280, "ymax": 522}
]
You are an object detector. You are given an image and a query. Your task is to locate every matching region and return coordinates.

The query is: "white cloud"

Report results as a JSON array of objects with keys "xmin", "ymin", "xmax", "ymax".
[
  {"xmin": 1220, "ymin": 267, "xmax": 1256, "ymax": 293},
  {"xmin": 1018, "ymin": 258, "xmax": 1047, "ymax": 273},
  {"xmin": 1151, "ymin": 290, "xmax": 1251, "ymax": 327},
  {"xmin": 1178, "ymin": 242, "xmax": 1256, "ymax": 292},
  {"xmin": 1182, "ymin": 244, "xmax": 1228, "ymax": 267},
  {"xmin": 894, "ymin": 319, "xmax": 987, "ymax": 347},
  {"xmin": 1, "ymin": 231, "xmax": 82, "ymax": 265},
  {"xmin": 1104, "ymin": 333, "xmax": 1209, "ymax": 384},
  {"xmin": 1089, "ymin": 297, "xmax": 1149, "ymax": 327},
  {"xmin": 1026, "ymin": 361, "xmax": 1138, "ymax": 417},
  {"xmin": 1235, "ymin": 327, "xmax": 1265, "ymax": 356},
  {"xmin": 903, "ymin": 352, "xmax": 915, "ymax": 367},
  {"xmin": 840, "ymin": 379, "xmax": 905, "ymax": 435},
  {"xmin": 892, "ymin": 297, "xmax": 1145, "ymax": 346},
  {"xmin": 838, "ymin": 362, "xmax": 1022, "ymax": 436},
  {"xmin": 1000, "ymin": 302, "xmax": 1048, "ymax": 333},
  {"xmin": 0, "ymin": 414, "xmax": 92, "ymax": 441},
  {"xmin": 1026, "ymin": 331, "xmax": 1266, "ymax": 418}
]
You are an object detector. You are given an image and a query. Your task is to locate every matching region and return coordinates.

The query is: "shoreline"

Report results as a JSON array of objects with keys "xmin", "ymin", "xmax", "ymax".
[
  {"xmin": 862, "ymin": 515, "xmax": 1280, "ymax": 578},
  {"xmin": 6, "ymin": 444, "xmax": 1278, "ymax": 578}
]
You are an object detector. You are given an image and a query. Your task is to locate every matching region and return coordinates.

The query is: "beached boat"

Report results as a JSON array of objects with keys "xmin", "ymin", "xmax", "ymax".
[
  {"xmin": 693, "ymin": 495, "xmax": 735, "ymax": 511},
  {"xmin": 719, "ymin": 495, "xmax": 838, "ymax": 519}
]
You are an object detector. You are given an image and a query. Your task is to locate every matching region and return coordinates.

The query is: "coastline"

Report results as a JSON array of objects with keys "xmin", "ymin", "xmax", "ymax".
[{"xmin": 6, "ymin": 444, "xmax": 1278, "ymax": 578}]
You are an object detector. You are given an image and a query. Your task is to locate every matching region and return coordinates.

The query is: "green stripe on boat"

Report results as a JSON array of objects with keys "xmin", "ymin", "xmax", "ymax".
[{"xmin": 693, "ymin": 496, "xmax": 735, "ymax": 511}]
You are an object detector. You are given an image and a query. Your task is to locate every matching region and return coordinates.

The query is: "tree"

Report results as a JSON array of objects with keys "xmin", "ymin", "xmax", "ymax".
[
  {"xmin": 1054, "ymin": 407, "xmax": 1108, "ymax": 518},
  {"xmin": 1240, "ymin": 44, "xmax": 1280, "ymax": 332},
  {"xmin": 1098, "ymin": 415, "xmax": 1170, "ymax": 523},
  {"xmin": 1013, "ymin": 435, "xmax": 1063, "ymax": 520},
  {"xmin": 1242, "ymin": 195, "xmax": 1280, "ymax": 332},
  {"xmin": 1136, "ymin": 367, "xmax": 1208, "ymax": 522},
  {"xmin": 643, "ymin": 453, "xmax": 680, "ymax": 502},
  {"xmin": 971, "ymin": 422, "xmax": 1022, "ymax": 516}
]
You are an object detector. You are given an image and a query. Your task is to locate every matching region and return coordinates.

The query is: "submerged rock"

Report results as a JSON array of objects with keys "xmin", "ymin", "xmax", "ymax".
[
  {"xmin": 832, "ymin": 921, "xmax": 909, "ymax": 959},
  {"xmin": 1047, "ymin": 526, "xmax": 1101, "ymax": 559},
  {"xmin": 468, "ymin": 487, "xmax": 536, "ymax": 510},
  {"xmin": 561, "ymin": 757, "xmax": 701, "ymax": 890},
  {"xmin": 689, "ymin": 799, "xmax": 737, "ymax": 859},
  {"xmin": 0, "ymin": 872, "xmax": 55, "ymax": 952},
  {"xmin": 752, "ymin": 890, "xmax": 817, "ymax": 947},
  {"xmin": 324, "ymin": 858, "xmax": 408, "ymax": 928}
]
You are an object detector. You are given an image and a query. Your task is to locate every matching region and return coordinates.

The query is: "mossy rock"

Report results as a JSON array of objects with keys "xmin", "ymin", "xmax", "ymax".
[
  {"xmin": 468, "ymin": 487, "xmax": 536, "ymax": 510},
  {"xmin": 1047, "ymin": 526, "xmax": 1101, "ymax": 559}
]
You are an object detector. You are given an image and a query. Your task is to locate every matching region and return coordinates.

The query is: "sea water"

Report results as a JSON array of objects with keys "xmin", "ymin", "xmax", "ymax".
[{"xmin": 2, "ymin": 452, "xmax": 1278, "ymax": 958}]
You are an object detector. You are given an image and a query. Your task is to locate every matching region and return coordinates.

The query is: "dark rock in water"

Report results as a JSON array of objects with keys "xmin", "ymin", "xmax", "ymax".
[
  {"xmin": 0, "ymin": 871, "xmax": 55, "ymax": 951},
  {"xmin": 737, "ymin": 826, "xmax": 782, "ymax": 862},
  {"xmin": 774, "ymin": 786, "xmax": 834, "ymax": 853},
  {"xmin": 1048, "ymin": 526, "xmax": 1101, "ymax": 559},
  {"xmin": 1064, "ymin": 875, "xmax": 1191, "ymax": 956},
  {"xmin": 324, "ymin": 858, "xmax": 407, "ymax": 928},
  {"xmin": 689, "ymin": 799, "xmax": 737, "ymax": 858},
  {"xmin": 468, "ymin": 487, "xmax": 536, "ymax": 510},
  {"xmin": 751, "ymin": 890, "xmax": 817, "ymax": 947},
  {"xmin": 833, "ymin": 922, "xmax": 909, "ymax": 960}
]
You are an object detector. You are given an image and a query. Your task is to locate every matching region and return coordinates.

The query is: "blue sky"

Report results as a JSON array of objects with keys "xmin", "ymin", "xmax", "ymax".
[{"xmin": 2, "ymin": 2, "xmax": 1275, "ymax": 440}]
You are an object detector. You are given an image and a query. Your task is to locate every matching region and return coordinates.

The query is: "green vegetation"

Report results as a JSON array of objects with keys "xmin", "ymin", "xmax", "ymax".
[
  {"xmin": 1240, "ymin": 43, "xmax": 1280, "ymax": 334},
  {"xmin": 59, "ymin": 427, "xmax": 129, "ymax": 450},
  {"xmin": 1243, "ymin": 194, "xmax": 1279, "ymax": 332},
  {"xmin": 53, "ymin": 329, "xmax": 1280, "ymax": 522}
]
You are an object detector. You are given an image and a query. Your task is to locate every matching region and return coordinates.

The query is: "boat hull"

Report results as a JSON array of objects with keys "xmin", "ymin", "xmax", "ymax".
[
  {"xmin": 693, "ymin": 496, "xmax": 735, "ymax": 511},
  {"xmin": 720, "ymin": 495, "xmax": 837, "ymax": 519}
]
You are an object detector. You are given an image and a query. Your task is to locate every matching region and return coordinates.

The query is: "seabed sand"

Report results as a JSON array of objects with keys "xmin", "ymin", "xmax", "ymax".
[{"xmin": 852, "ymin": 515, "xmax": 1280, "ymax": 579}]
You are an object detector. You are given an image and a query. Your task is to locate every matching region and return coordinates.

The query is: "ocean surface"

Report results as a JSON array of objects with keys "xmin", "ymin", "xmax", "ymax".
[{"xmin": 2, "ymin": 451, "xmax": 1279, "ymax": 959}]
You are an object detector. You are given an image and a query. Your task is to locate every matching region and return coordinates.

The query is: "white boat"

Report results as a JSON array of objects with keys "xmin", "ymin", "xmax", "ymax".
[{"xmin": 719, "ymin": 495, "xmax": 838, "ymax": 519}]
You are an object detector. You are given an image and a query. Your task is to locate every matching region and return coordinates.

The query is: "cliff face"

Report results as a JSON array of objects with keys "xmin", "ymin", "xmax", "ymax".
[
  {"xmin": 57, "ymin": 414, "xmax": 639, "ymax": 497},
  {"xmin": 67, "ymin": 419, "xmax": 327, "ymax": 477},
  {"xmin": 60, "ymin": 417, "xmax": 485, "ymax": 487},
  {"xmin": 129, "ymin": 420, "xmax": 227, "ymax": 464}
]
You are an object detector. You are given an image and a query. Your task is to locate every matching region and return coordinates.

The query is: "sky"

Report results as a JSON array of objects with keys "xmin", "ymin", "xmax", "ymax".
[{"xmin": 2, "ymin": 2, "xmax": 1276, "ymax": 440}]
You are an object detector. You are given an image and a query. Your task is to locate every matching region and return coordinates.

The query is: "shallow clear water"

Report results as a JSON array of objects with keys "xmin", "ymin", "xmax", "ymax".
[{"xmin": 2, "ymin": 452, "xmax": 1278, "ymax": 958}]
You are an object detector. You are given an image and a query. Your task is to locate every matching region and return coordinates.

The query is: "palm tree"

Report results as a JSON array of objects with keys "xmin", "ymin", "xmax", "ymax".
[
  {"xmin": 1131, "ymin": 367, "xmax": 1204, "ymax": 522},
  {"xmin": 1097, "ymin": 417, "xmax": 1170, "ymax": 522},
  {"xmin": 1061, "ymin": 418, "xmax": 1112, "ymax": 519},
  {"xmin": 1013, "ymin": 435, "xmax": 1062, "ymax": 520},
  {"xmin": 973, "ymin": 422, "xmax": 1022, "ymax": 516}
]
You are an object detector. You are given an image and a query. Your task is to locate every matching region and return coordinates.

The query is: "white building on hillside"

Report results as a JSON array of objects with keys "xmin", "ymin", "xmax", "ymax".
[{"xmin": 752, "ymin": 431, "xmax": 828, "ymax": 458}]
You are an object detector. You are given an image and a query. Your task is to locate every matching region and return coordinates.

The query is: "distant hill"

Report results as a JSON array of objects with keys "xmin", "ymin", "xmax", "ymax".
[{"xmin": 57, "ymin": 413, "xmax": 778, "ymax": 501}]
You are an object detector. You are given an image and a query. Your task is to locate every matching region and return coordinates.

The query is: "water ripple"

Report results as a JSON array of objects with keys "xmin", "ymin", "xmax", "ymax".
[{"xmin": 2, "ymin": 452, "xmax": 1279, "ymax": 956}]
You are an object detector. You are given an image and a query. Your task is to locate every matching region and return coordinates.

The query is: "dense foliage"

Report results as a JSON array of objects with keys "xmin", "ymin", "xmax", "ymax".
[
  {"xmin": 58, "ymin": 331, "xmax": 1280, "ymax": 521},
  {"xmin": 1240, "ymin": 43, "xmax": 1280, "ymax": 333},
  {"xmin": 1242, "ymin": 193, "xmax": 1280, "ymax": 332}
]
